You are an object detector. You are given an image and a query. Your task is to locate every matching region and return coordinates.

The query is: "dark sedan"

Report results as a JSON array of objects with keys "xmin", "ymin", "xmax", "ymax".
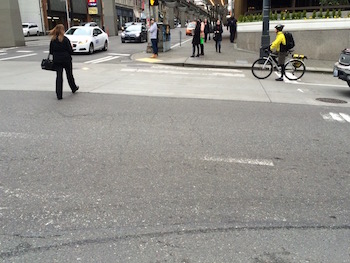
[{"xmin": 121, "ymin": 24, "xmax": 147, "ymax": 43}]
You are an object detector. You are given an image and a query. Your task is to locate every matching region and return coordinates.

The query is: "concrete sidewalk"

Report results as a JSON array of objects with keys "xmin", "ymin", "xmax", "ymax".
[{"xmin": 132, "ymin": 29, "xmax": 335, "ymax": 73}]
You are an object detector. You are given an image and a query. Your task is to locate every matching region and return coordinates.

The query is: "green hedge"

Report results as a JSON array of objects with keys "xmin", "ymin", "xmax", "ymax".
[{"xmin": 238, "ymin": 9, "xmax": 347, "ymax": 23}]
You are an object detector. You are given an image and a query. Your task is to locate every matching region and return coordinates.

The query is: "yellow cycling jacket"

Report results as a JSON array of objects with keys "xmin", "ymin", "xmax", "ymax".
[{"xmin": 270, "ymin": 31, "xmax": 286, "ymax": 52}]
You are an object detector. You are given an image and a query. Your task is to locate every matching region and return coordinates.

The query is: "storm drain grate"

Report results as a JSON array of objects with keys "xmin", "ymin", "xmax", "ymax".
[{"xmin": 316, "ymin": 98, "xmax": 348, "ymax": 104}]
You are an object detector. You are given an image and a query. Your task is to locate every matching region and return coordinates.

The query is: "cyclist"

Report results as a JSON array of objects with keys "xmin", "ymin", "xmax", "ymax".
[{"xmin": 270, "ymin": 24, "xmax": 286, "ymax": 81}]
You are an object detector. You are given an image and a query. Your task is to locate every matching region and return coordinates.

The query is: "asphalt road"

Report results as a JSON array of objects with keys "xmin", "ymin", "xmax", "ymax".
[
  {"xmin": 1, "ymin": 30, "xmax": 350, "ymax": 262},
  {"xmin": 0, "ymin": 28, "xmax": 191, "ymax": 65}
]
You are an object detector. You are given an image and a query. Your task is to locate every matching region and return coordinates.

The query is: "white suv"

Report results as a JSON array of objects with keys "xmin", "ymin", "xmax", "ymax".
[{"xmin": 22, "ymin": 23, "xmax": 40, "ymax": 36}]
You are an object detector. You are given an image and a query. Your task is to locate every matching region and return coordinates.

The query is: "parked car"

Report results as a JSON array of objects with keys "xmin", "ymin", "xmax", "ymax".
[
  {"xmin": 65, "ymin": 26, "xmax": 109, "ymax": 54},
  {"xmin": 121, "ymin": 24, "xmax": 147, "ymax": 43},
  {"xmin": 333, "ymin": 48, "xmax": 350, "ymax": 87},
  {"xmin": 22, "ymin": 23, "xmax": 40, "ymax": 36},
  {"xmin": 186, "ymin": 21, "xmax": 196, "ymax": 36}
]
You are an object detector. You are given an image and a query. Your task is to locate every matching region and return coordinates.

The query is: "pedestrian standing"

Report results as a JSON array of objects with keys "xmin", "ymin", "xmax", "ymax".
[
  {"xmin": 149, "ymin": 18, "xmax": 158, "ymax": 58},
  {"xmin": 200, "ymin": 19, "xmax": 205, "ymax": 55},
  {"xmin": 49, "ymin": 24, "xmax": 79, "ymax": 100},
  {"xmin": 191, "ymin": 20, "xmax": 201, "ymax": 57},
  {"xmin": 228, "ymin": 16, "xmax": 237, "ymax": 43},
  {"xmin": 213, "ymin": 19, "xmax": 223, "ymax": 53},
  {"xmin": 204, "ymin": 18, "xmax": 210, "ymax": 42}
]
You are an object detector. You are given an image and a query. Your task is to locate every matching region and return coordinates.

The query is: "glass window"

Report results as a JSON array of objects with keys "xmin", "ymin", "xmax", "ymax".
[{"xmin": 66, "ymin": 27, "xmax": 92, "ymax": 36}]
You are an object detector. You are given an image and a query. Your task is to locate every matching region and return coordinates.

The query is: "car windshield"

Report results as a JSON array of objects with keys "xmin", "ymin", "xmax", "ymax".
[
  {"xmin": 22, "ymin": 25, "xmax": 29, "ymax": 28},
  {"xmin": 65, "ymin": 27, "xmax": 91, "ymax": 36},
  {"xmin": 126, "ymin": 25, "xmax": 141, "ymax": 32},
  {"xmin": 188, "ymin": 22, "xmax": 196, "ymax": 29}
]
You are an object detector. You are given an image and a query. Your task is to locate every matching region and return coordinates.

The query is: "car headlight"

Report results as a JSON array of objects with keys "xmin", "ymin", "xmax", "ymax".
[
  {"xmin": 78, "ymin": 40, "xmax": 88, "ymax": 44},
  {"xmin": 135, "ymin": 33, "xmax": 140, "ymax": 37},
  {"xmin": 121, "ymin": 33, "xmax": 125, "ymax": 37}
]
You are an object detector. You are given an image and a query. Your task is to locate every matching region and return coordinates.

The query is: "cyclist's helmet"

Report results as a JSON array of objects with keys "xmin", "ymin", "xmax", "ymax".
[{"xmin": 275, "ymin": 24, "xmax": 284, "ymax": 31}]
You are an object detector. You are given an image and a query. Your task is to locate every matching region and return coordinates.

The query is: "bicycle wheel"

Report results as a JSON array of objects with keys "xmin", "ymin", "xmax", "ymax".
[
  {"xmin": 251, "ymin": 58, "xmax": 273, "ymax": 79},
  {"xmin": 284, "ymin": 59, "xmax": 306, "ymax": 80}
]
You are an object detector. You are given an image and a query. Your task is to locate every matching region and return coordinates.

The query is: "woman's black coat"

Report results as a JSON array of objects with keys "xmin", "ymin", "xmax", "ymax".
[
  {"xmin": 49, "ymin": 36, "xmax": 73, "ymax": 64},
  {"xmin": 192, "ymin": 22, "xmax": 201, "ymax": 45},
  {"xmin": 214, "ymin": 24, "xmax": 223, "ymax": 42}
]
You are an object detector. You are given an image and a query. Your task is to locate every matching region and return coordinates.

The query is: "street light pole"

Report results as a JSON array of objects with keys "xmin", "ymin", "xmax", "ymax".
[
  {"xmin": 65, "ymin": 0, "xmax": 70, "ymax": 28},
  {"xmin": 260, "ymin": 0, "xmax": 270, "ymax": 58}
]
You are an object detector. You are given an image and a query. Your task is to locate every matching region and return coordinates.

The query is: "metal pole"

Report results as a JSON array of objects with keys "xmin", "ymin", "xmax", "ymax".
[
  {"xmin": 260, "ymin": 0, "xmax": 270, "ymax": 58},
  {"xmin": 65, "ymin": 0, "xmax": 70, "ymax": 28}
]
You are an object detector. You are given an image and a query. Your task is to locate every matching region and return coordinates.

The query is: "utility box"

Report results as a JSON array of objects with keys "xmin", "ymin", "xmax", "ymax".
[{"xmin": 158, "ymin": 22, "xmax": 171, "ymax": 52}]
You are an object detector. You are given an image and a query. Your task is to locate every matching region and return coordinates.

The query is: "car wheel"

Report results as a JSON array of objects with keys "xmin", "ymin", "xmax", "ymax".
[
  {"xmin": 121, "ymin": 39, "xmax": 125, "ymax": 43},
  {"xmin": 36, "ymin": 31, "xmax": 40, "ymax": 36},
  {"xmin": 27, "ymin": 32, "xmax": 30, "ymax": 37},
  {"xmin": 103, "ymin": 40, "xmax": 108, "ymax": 51},
  {"xmin": 88, "ymin": 43, "xmax": 94, "ymax": 54}
]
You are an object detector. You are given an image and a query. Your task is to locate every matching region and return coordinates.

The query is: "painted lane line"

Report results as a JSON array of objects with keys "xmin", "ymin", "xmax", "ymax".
[
  {"xmin": 108, "ymin": 53, "xmax": 130, "ymax": 56},
  {"xmin": 90, "ymin": 56, "xmax": 120, "ymax": 64},
  {"xmin": 171, "ymin": 38, "xmax": 192, "ymax": 49},
  {"xmin": 152, "ymin": 65, "xmax": 243, "ymax": 73},
  {"xmin": 339, "ymin": 113, "xmax": 350, "ymax": 123},
  {"xmin": 16, "ymin": 50, "xmax": 33, "ymax": 53},
  {"xmin": 0, "ymin": 53, "xmax": 37, "ymax": 61},
  {"xmin": 84, "ymin": 56, "xmax": 113, "ymax": 64},
  {"xmin": 297, "ymin": 89, "xmax": 304, "ymax": 93},
  {"xmin": 0, "ymin": 53, "xmax": 7, "ymax": 56},
  {"xmin": 202, "ymin": 156, "xmax": 274, "ymax": 167},
  {"xmin": 329, "ymin": 112, "xmax": 346, "ymax": 122},
  {"xmin": 85, "ymin": 56, "xmax": 120, "ymax": 64},
  {"xmin": 121, "ymin": 68, "xmax": 245, "ymax": 78}
]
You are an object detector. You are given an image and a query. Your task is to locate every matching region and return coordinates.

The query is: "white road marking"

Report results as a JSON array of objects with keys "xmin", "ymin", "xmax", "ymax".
[
  {"xmin": 297, "ymin": 88, "xmax": 304, "ymax": 93},
  {"xmin": 0, "ymin": 53, "xmax": 6, "ymax": 56},
  {"xmin": 202, "ymin": 156, "xmax": 274, "ymax": 166},
  {"xmin": 329, "ymin": 112, "xmax": 346, "ymax": 122},
  {"xmin": 84, "ymin": 56, "xmax": 120, "ymax": 64},
  {"xmin": 152, "ymin": 65, "xmax": 243, "ymax": 73},
  {"xmin": 171, "ymin": 38, "xmax": 192, "ymax": 49},
  {"xmin": 43, "ymin": 51, "xmax": 49, "ymax": 54},
  {"xmin": 108, "ymin": 53, "xmax": 130, "ymax": 56},
  {"xmin": 287, "ymin": 81, "xmax": 347, "ymax": 88},
  {"xmin": 0, "ymin": 53, "xmax": 37, "ymax": 61},
  {"xmin": 339, "ymin": 113, "xmax": 350, "ymax": 123},
  {"xmin": 121, "ymin": 68, "xmax": 245, "ymax": 77},
  {"xmin": 16, "ymin": 50, "xmax": 33, "ymax": 53},
  {"xmin": 0, "ymin": 132, "xmax": 31, "ymax": 139},
  {"xmin": 322, "ymin": 112, "xmax": 350, "ymax": 123}
]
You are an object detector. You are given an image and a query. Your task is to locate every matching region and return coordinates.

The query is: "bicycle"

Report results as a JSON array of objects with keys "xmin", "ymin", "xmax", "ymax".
[{"xmin": 251, "ymin": 48, "xmax": 307, "ymax": 80}]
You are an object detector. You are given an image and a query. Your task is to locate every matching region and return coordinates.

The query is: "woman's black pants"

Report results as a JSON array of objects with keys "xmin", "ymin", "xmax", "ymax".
[{"xmin": 55, "ymin": 61, "xmax": 77, "ymax": 99}]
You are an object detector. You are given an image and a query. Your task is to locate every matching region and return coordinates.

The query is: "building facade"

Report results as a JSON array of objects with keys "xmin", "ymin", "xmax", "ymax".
[{"xmin": 234, "ymin": 0, "xmax": 350, "ymax": 17}]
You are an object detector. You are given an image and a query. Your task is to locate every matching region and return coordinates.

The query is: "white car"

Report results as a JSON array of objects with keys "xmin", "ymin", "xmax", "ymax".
[
  {"xmin": 65, "ymin": 26, "xmax": 109, "ymax": 54},
  {"xmin": 22, "ymin": 23, "xmax": 40, "ymax": 36}
]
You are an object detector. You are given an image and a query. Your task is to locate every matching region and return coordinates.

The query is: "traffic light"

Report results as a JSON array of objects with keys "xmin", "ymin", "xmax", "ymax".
[{"xmin": 150, "ymin": 0, "xmax": 159, "ymax": 6}]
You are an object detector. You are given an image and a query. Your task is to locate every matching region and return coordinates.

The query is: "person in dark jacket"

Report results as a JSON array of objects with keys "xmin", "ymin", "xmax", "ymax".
[
  {"xmin": 49, "ymin": 24, "xmax": 79, "ymax": 100},
  {"xmin": 228, "ymin": 16, "xmax": 237, "ymax": 43},
  {"xmin": 204, "ymin": 18, "xmax": 210, "ymax": 42},
  {"xmin": 191, "ymin": 20, "xmax": 201, "ymax": 57},
  {"xmin": 214, "ymin": 19, "xmax": 223, "ymax": 53}
]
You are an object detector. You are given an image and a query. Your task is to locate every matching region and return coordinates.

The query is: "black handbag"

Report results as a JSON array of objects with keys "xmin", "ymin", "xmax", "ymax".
[{"xmin": 41, "ymin": 54, "xmax": 55, "ymax": 71}]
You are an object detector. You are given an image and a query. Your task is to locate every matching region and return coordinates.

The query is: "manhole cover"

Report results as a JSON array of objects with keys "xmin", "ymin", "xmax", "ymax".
[{"xmin": 316, "ymin": 98, "xmax": 348, "ymax": 104}]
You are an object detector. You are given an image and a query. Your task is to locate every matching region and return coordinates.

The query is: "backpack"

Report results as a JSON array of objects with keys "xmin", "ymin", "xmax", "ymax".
[{"xmin": 284, "ymin": 32, "xmax": 295, "ymax": 51}]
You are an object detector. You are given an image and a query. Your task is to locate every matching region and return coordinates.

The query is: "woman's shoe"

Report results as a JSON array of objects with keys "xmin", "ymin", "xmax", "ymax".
[
  {"xmin": 196, "ymin": 54, "xmax": 200, "ymax": 57},
  {"xmin": 190, "ymin": 55, "xmax": 195, "ymax": 57},
  {"xmin": 72, "ymin": 86, "xmax": 79, "ymax": 93}
]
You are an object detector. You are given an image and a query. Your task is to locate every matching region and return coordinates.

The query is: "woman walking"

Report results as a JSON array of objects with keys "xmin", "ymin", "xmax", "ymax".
[
  {"xmin": 213, "ymin": 19, "xmax": 223, "ymax": 53},
  {"xmin": 49, "ymin": 24, "xmax": 79, "ymax": 100},
  {"xmin": 191, "ymin": 20, "xmax": 201, "ymax": 57}
]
